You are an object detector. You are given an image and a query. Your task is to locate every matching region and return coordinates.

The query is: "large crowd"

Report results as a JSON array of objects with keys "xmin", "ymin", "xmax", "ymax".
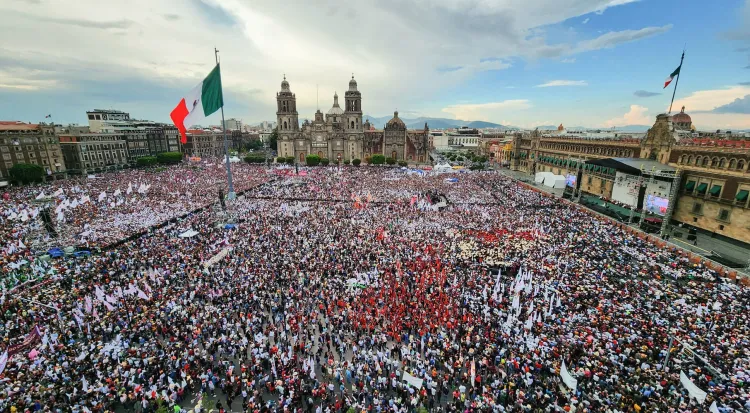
[{"xmin": 0, "ymin": 162, "xmax": 748, "ymax": 413}]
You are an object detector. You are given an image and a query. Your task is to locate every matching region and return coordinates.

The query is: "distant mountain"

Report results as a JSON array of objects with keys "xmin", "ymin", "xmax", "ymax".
[
  {"xmin": 533, "ymin": 124, "xmax": 650, "ymax": 132},
  {"xmin": 363, "ymin": 115, "xmax": 504, "ymax": 130},
  {"xmin": 535, "ymin": 125, "xmax": 559, "ymax": 130}
]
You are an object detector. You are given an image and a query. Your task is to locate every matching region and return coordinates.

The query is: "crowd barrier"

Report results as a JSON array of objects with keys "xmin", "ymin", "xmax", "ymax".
[{"xmin": 515, "ymin": 181, "xmax": 746, "ymax": 284}]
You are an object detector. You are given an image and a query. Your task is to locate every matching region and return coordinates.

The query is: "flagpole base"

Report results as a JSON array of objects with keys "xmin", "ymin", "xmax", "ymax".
[{"xmin": 227, "ymin": 191, "xmax": 236, "ymax": 201}]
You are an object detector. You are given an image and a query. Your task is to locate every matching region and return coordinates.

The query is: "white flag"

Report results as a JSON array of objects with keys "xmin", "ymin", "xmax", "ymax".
[
  {"xmin": 709, "ymin": 401, "xmax": 719, "ymax": 413},
  {"xmin": 98, "ymin": 192, "xmax": 106, "ymax": 202},
  {"xmin": 560, "ymin": 360, "xmax": 578, "ymax": 392},
  {"xmin": 0, "ymin": 351, "xmax": 8, "ymax": 375},
  {"xmin": 137, "ymin": 288, "xmax": 150, "ymax": 301},
  {"xmin": 679, "ymin": 371, "xmax": 707, "ymax": 403}
]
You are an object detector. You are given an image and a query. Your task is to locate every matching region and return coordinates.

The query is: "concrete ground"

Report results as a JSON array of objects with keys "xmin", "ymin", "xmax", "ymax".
[{"xmin": 495, "ymin": 168, "xmax": 750, "ymax": 277}]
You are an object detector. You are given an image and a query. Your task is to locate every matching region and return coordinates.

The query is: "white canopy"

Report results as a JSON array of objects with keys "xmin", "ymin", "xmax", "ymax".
[
  {"xmin": 178, "ymin": 229, "xmax": 199, "ymax": 238},
  {"xmin": 543, "ymin": 174, "xmax": 566, "ymax": 189},
  {"xmin": 535, "ymin": 171, "xmax": 553, "ymax": 184}
]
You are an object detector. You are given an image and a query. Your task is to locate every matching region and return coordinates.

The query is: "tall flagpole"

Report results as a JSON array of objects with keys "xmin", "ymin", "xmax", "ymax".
[
  {"xmin": 668, "ymin": 50, "xmax": 685, "ymax": 114},
  {"xmin": 215, "ymin": 48, "xmax": 236, "ymax": 200}
]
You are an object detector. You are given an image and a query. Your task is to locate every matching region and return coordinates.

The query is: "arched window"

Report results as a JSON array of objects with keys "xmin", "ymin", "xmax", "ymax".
[
  {"xmin": 283, "ymin": 121, "xmax": 288, "ymax": 130},
  {"xmin": 729, "ymin": 159, "xmax": 737, "ymax": 169},
  {"xmin": 702, "ymin": 157, "xmax": 709, "ymax": 167},
  {"xmin": 687, "ymin": 155, "xmax": 693, "ymax": 164},
  {"xmin": 351, "ymin": 121, "xmax": 355, "ymax": 129},
  {"xmin": 695, "ymin": 156, "xmax": 702, "ymax": 166},
  {"xmin": 679, "ymin": 155, "xmax": 686, "ymax": 164},
  {"xmin": 738, "ymin": 159, "xmax": 747, "ymax": 171},
  {"xmin": 719, "ymin": 158, "xmax": 727, "ymax": 168},
  {"xmin": 711, "ymin": 157, "xmax": 719, "ymax": 168}
]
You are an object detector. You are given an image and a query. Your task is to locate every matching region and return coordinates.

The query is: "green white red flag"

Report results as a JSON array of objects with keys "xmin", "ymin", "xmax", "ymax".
[{"xmin": 170, "ymin": 64, "xmax": 224, "ymax": 143}]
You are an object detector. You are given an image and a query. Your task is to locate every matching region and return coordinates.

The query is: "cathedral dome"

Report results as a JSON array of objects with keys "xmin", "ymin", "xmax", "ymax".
[
  {"xmin": 281, "ymin": 75, "xmax": 290, "ymax": 91},
  {"xmin": 672, "ymin": 106, "xmax": 691, "ymax": 124},
  {"xmin": 349, "ymin": 75, "xmax": 358, "ymax": 91},
  {"xmin": 327, "ymin": 92, "xmax": 344, "ymax": 116},
  {"xmin": 386, "ymin": 111, "xmax": 405, "ymax": 129}
]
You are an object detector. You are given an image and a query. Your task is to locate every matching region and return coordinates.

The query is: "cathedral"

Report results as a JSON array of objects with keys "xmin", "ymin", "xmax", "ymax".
[{"xmin": 275, "ymin": 75, "xmax": 430, "ymax": 163}]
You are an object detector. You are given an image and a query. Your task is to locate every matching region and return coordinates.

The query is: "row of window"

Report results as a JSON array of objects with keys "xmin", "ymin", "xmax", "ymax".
[
  {"xmin": 677, "ymin": 155, "xmax": 748, "ymax": 171},
  {"xmin": 690, "ymin": 202, "xmax": 736, "ymax": 223},
  {"xmin": 539, "ymin": 144, "xmax": 635, "ymax": 158},
  {"xmin": 684, "ymin": 179, "xmax": 749, "ymax": 206}
]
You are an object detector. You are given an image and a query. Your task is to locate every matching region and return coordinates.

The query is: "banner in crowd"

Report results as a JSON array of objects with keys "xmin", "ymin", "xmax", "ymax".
[
  {"xmin": 402, "ymin": 371, "xmax": 423, "ymax": 389},
  {"xmin": 204, "ymin": 248, "xmax": 229, "ymax": 268},
  {"xmin": 680, "ymin": 371, "xmax": 707, "ymax": 403},
  {"xmin": 0, "ymin": 351, "xmax": 7, "ymax": 375},
  {"xmin": 8, "ymin": 325, "xmax": 41, "ymax": 357},
  {"xmin": 560, "ymin": 360, "xmax": 578, "ymax": 392}
]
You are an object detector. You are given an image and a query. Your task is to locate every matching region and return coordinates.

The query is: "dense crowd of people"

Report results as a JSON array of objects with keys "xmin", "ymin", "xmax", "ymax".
[{"xmin": 0, "ymin": 163, "xmax": 748, "ymax": 413}]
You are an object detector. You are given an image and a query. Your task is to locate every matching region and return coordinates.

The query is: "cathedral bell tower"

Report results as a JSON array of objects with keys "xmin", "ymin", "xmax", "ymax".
[
  {"xmin": 276, "ymin": 75, "xmax": 299, "ymax": 133},
  {"xmin": 344, "ymin": 74, "xmax": 362, "ymax": 133}
]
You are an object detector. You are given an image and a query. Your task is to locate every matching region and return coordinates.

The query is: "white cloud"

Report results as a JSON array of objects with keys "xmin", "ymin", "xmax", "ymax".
[
  {"xmin": 671, "ymin": 85, "xmax": 750, "ymax": 112},
  {"xmin": 575, "ymin": 25, "xmax": 672, "ymax": 53},
  {"xmin": 582, "ymin": 18, "xmax": 590, "ymax": 24},
  {"xmin": 0, "ymin": 0, "xmax": 664, "ymax": 124},
  {"xmin": 561, "ymin": 58, "xmax": 576, "ymax": 63},
  {"xmin": 536, "ymin": 80, "xmax": 587, "ymax": 87},
  {"xmin": 441, "ymin": 100, "xmax": 532, "ymax": 121},
  {"xmin": 603, "ymin": 104, "xmax": 651, "ymax": 127}
]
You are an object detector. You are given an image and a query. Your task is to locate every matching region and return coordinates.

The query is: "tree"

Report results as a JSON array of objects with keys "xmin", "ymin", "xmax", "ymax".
[
  {"xmin": 343, "ymin": 159, "xmax": 350, "ymax": 165},
  {"xmin": 244, "ymin": 155, "xmax": 265, "ymax": 164},
  {"xmin": 397, "ymin": 160, "xmax": 408, "ymax": 167},
  {"xmin": 320, "ymin": 158, "xmax": 330, "ymax": 166},
  {"xmin": 371, "ymin": 154, "xmax": 386, "ymax": 165},
  {"xmin": 136, "ymin": 156, "xmax": 158, "ymax": 167},
  {"xmin": 9, "ymin": 163, "xmax": 44, "ymax": 184},
  {"xmin": 352, "ymin": 158, "xmax": 361, "ymax": 166},
  {"xmin": 157, "ymin": 152, "xmax": 183, "ymax": 164},
  {"xmin": 268, "ymin": 128, "xmax": 278, "ymax": 151},
  {"xmin": 285, "ymin": 156, "xmax": 295, "ymax": 165},
  {"xmin": 305, "ymin": 154, "xmax": 321, "ymax": 166},
  {"xmin": 386, "ymin": 157, "xmax": 396, "ymax": 165},
  {"xmin": 244, "ymin": 140, "xmax": 263, "ymax": 152}
]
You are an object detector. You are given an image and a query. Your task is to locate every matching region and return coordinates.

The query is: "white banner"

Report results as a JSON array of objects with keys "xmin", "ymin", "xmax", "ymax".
[
  {"xmin": 709, "ymin": 401, "xmax": 719, "ymax": 413},
  {"xmin": 680, "ymin": 371, "xmax": 707, "ymax": 404},
  {"xmin": 204, "ymin": 248, "xmax": 229, "ymax": 269},
  {"xmin": 402, "ymin": 371, "xmax": 423, "ymax": 389},
  {"xmin": 560, "ymin": 360, "xmax": 578, "ymax": 392},
  {"xmin": 0, "ymin": 351, "xmax": 7, "ymax": 375}
]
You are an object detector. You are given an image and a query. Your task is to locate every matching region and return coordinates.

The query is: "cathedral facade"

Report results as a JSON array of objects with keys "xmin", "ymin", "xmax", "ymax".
[{"xmin": 275, "ymin": 76, "xmax": 429, "ymax": 163}]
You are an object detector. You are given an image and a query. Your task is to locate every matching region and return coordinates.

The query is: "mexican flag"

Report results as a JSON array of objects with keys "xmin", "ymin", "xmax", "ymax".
[
  {"xmin": 170, "ymin": 64, "xmax": 224, "ymax": 143},
  {"xmin": 664, "ymin": 64, "xmax": 681, "ymax": 89}
]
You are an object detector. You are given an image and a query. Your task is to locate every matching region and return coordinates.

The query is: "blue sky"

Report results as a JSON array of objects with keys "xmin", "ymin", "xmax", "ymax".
[{"xmin": 1, "ymin": 0, "xmax": 749, "ymax": 129}]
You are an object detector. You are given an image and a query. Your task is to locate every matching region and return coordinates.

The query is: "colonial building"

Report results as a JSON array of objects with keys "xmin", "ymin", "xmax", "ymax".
[
  {"xmin": 87, "ymin": 109, "xmax": 181, "ymax": 161},
  {"xmin": 0, "ymin": 122, "xmax": 66, "ymax": 181},
  {"xmin": 58, "ymin": 133, "xmax": 128, "ymax": 175},
  {"xmin": 274, "ymin": 76, "xmax": 429, "ymax": 163},
  {"xmin": 182, "ymin": 129, "xmax": 225, "ymax": 158},
  {"xmin": 511, "ymin": 107, "xmax": 750, "ymax": 245}
]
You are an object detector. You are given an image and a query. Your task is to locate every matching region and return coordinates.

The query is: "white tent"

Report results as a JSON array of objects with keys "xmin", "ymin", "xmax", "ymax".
[
  {"xmin": 543, "ymin": 174, "xmax": 566, "ymax": 189},
  {"xmin": 535, "ymin": 171, "xmax": 553, "ymax": 184},
  {"xmin": 434, "ymin": 163, "xmax": 454, "ymax": 173},
  {"xmin": 178, "ymin": 229, "xmax": 199, "ymax": 238}
]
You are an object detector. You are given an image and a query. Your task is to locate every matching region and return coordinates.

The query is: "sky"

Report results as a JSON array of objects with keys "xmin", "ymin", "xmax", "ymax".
[{"xmin": 1, "ymin": 0, "xmax": 749, "ymax": 130}]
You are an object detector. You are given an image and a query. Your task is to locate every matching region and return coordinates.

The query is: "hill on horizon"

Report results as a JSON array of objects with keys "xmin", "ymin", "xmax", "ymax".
[{"xmin": 364, "ymin": 115, "xmax": 505, "ymax": 130}]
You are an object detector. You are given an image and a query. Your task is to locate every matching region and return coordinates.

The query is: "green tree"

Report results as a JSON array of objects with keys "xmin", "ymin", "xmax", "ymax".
[
  {"xmin": 9, "ymin": 163, "xmax": 44, "ymax": 184},
  {"xmin": 305, "ymin": 154, "xmax": 321, "ymax": 166},
  {"xmin": 320, "ymin": 158, "xmax": 330, "ymax": 166},
  {"xmin": 371, "ymin": 154, "xmax": 386, "ymax": 165},
  {"xmin": 343, "ymin": 159, "xmax": 350, "ymax": 165},
  {"xmin": 244, "ymin": 155, "xmax": 264, "ymax": 164},
  {"xmin": 136, "ymin": 156, "xmax": 158, "ymax": 167},
  {"xmin": 285, "ymin": 156, "xmax": 295, "ymax": 165},
  {"xmin": 397, "ymin": 160, "xmax": 408, "ymax": 167},
  {"xmin": 157, "ymin": 152, "xmax": 183, "ymax": 164},
  {"xmin": 268, "ymin": 128, "xmax": 278, "ymax": 151},
  {"xmin": 386, "ymin": 157, "xmax": 396, "ymax": 165},
  {"xmin": 244, "ymin": 140, "xmax": 263, "ymax": 152},
  {"xmin": 352, "ymin": 158, "xmax": 361, "ymax": 166}
]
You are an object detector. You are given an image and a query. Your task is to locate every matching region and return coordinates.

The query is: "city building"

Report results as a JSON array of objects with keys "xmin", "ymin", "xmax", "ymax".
[
  {"xmin": 511, "ymin": 107, "xmax": 750, "ymax": 246},
  {"xmin": 223, "ymin": 118, "xmax": 242, "ymax": 131},
  {"xmin": 447, "ymin": 127, "xmax": 480, "ymax": 148},
  {"xmin": 0, "ymin": 121, "xmax": 66, "ymax": 181},
  {"xmin": 86, "ymin": 109, "xmax": 181, "ymax": 159},
  {"xmin": 86, "ymin": 109, "xmax": 131, "ymax": 132},
  {"xmin": 430, "ymin": 130, "xmax": 449, "ymax": 151},
  {"xmin": 274, "ymin": 76, "xmax": 429, "ymax": 163},
  {"xmin": 182, "ymin": 129, "xmax": 224, "ymax": 158},
  {"xmin": 58, "ymin": 132, "xmax": 128, "ymax": 175}
]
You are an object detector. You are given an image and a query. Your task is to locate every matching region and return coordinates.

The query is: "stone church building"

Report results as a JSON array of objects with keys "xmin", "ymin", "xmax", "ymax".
[{"xmin": 275, "ymin": 76, "xmax": 429, "ymax": 163}]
